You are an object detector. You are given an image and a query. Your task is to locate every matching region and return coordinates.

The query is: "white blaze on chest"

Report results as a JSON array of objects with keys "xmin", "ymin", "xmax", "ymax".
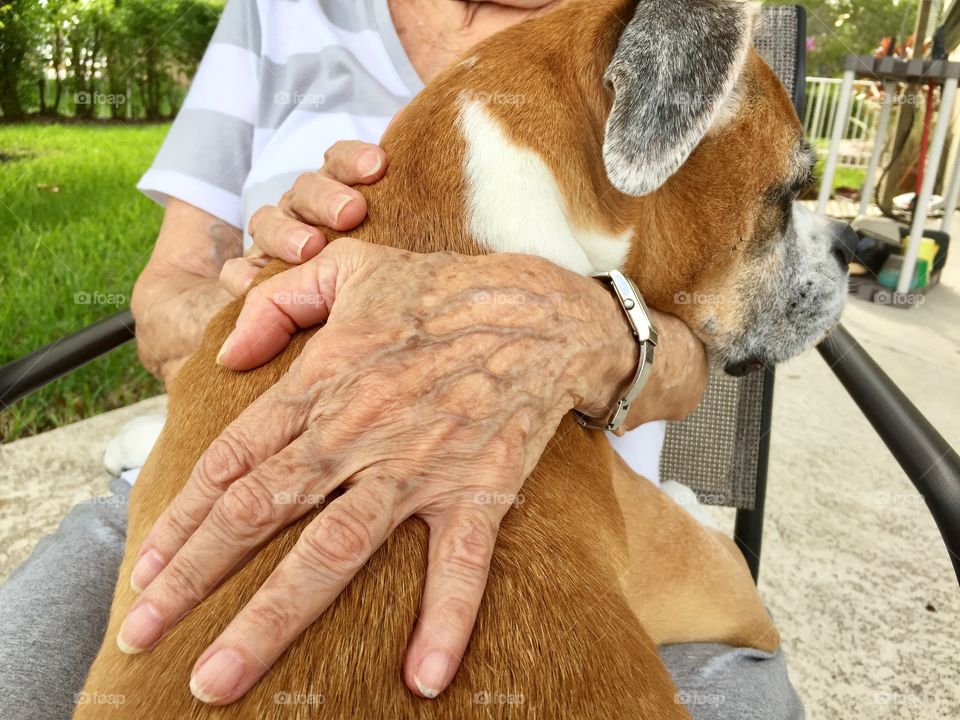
[{"xmin": 459, "ymin": 100, "xmax": 632, "ymax": 275}]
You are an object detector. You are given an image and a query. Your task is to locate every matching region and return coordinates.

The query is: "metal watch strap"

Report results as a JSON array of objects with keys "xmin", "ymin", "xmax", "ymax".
[{"xmin": 574, "ymin": 270, "xmax": 658, "ymax": 432}]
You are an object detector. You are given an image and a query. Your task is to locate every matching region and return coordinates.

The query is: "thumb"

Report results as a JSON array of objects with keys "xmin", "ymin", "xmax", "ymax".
[{"xmin": 216, "ymin": 238, "xmax": 375, "ymax": 370}]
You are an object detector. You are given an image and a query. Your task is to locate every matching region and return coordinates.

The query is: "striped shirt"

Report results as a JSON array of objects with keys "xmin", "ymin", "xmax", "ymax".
[
  {"xmin": 138, "ymin": 0, "xmax": 423, "ymax": 241},
  {"xmin": 138, "ymin": 0, "xmax": 667, "ymax": 484}
]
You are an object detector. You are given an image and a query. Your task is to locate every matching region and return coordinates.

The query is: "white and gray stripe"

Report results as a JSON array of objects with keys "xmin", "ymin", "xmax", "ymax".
[{"xmin": 138, "ymin": 0, "xmax": 424, "ymax": 233}]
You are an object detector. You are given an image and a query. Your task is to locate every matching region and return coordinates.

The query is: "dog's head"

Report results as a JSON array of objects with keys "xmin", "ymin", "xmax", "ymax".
[{"xmin": 605, "ymin": 0, "xmax": 852, "ymax": 374}]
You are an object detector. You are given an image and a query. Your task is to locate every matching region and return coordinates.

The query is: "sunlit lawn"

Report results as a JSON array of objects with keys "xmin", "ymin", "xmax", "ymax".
[{"xmin": 0, "ymin": 122, "xmax": 169, "ymax": 442}]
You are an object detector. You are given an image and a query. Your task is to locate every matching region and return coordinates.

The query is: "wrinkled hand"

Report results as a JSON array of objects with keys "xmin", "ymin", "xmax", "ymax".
[
  {"xmin": 218, "ymin": 140, "xmax": 388, "ymax": 296},
  {"xmin": 119, "ymin": 239, "xmax": 634, "ymax": 705}
]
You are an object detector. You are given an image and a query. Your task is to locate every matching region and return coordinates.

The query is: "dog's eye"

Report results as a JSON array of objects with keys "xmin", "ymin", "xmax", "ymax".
[
  {"xmin": 769, "ymin": 174, "xmax": 812, "ymax": 209},
  {"xmin": 792, "ymin": 174, "xmax": 814, "ymax": 197},
  {"xmin": 766, "ymin": 185, "xmax": 795, "ymax": 210}
]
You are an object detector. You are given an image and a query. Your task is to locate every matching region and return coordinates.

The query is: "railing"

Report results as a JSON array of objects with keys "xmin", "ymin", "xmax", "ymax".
[{"xmin": 804, "ymin": 76, "xmax": 892, "ymax": 170}]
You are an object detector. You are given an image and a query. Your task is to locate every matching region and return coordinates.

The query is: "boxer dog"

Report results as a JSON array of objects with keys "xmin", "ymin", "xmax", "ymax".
[{"xmin": 77, "ymin": 0, "xmax": 854, "ymax": 717}]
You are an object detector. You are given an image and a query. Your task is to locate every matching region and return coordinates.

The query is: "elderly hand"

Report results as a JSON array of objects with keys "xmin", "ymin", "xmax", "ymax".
[
  {"xmin": 217, "ymin": 140, "xmax": 389, "ymax": 296},
  {"xmin": 119, "ymin": 238, "xmax": 642, "ymax": 705}
]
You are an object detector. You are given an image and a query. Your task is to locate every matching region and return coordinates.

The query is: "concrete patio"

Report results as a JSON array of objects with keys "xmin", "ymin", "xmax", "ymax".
[{"xmin": 1, "ymin": 227, "xmax": 958, "ymax": 718}]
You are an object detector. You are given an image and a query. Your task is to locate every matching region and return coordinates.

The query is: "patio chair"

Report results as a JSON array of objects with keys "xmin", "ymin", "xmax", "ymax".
[{"xmin": 1, "ymin": 5, "xmax": 958, "ymax": 587}]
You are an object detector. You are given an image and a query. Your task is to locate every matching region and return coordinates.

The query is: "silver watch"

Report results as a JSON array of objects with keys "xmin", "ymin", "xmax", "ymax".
[{"xmin": 574, "ymin": 270, "xmax": 658, "ymax": 432}]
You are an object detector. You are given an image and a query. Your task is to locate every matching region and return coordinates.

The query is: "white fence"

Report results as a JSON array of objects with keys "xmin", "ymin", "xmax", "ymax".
[{"xmin": 803, "ymin": 76, "xmax": 891, "ymax": 170}]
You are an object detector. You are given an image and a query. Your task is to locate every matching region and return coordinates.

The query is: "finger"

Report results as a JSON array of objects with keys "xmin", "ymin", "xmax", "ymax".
[
  {"xmin": 129, "ymin": 370, "xmax": 314, "ymax": 594},
  {"xmin": 319, "ymin": 140, "xmax": 388, "ymax": 185},
  {"xmin": 216, "ymin": 238, "xmax": 375, "ymax": 370},
  {"xmin": 404, "ymin": 506, "xmax": 501, "ymax": 698},
  {"xmin": 247, "ymin": 204, "xmax": 325, "ymax": 263},
  {"xmin": 117, "ymin": 436, "xmax": 347, "ymax": 654},
  {"xmin": 220, "ymin": 256, "xmax": 271, "ymax": 297},
  {"xmin": 283, "ymin": 173, "xmax": 367, "ymax": 231},
  {"xmin": 188, "ymin": 484, "xmax": 400, "ymax": 705}
]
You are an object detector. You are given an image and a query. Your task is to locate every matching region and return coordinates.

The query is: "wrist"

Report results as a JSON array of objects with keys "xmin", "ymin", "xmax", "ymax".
[
  {"xmin": 564, "ymin": 272, "xmax": 641, "ymax": 418},
  {"xmin": 631, "ymin": 311, "xmax": 708, "ymax": 425},
  {"xmin": 564, "ymin": 276, "xmax": 707, "ymax": 430}
]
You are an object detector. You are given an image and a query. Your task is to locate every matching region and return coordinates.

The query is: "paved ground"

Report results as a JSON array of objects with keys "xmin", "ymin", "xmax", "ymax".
[
  {"xmin": 1, "ymin": 217, "xmax": 958, "ymax": 718},
  {"xmin": 0, "ymin": 395, "xmax": 167, "ymax": 579},
  {"xmin": 703, "ymin": 210, "xmax": 960, "ymax": 718}
]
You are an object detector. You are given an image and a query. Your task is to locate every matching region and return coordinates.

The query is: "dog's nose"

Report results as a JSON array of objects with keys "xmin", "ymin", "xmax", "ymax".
[
  {"xmin": 724, "ymin": 357, "xmax": 766, "ymax": 377},
  {"xmin": 831, "ymin": 223, "xmax": 859, "ymax": 269}
]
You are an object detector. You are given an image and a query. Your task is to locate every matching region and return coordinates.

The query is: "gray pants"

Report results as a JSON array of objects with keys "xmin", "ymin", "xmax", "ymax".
[{"xmin": 0, "ymin": 482, "xmax": 803, "ymax": 719}]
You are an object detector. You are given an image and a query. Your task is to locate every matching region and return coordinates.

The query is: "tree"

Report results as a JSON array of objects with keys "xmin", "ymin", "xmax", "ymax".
[
  {"xmin": 66, "ymin": 0, "xmax": 111, "ymax": 118},
  {"xmin": 0, "ymin": 0, "xmax": 44, "ymax": 119},
  {"xmin": 1, "ymin": 0, "xmax": 221, "ymax": 120},
  {"xmin": 115, "ymin": 0, "xmax": 221, "ymax": 119},
  {"xmin": 772, "ymin": 0, "xmax": 923, "ymax": 76}
]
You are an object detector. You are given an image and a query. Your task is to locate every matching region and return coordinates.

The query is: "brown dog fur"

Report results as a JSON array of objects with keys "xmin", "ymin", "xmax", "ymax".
[{"xmin": 76, "ymin": 0, "xmax": 804, "ymax": 717}]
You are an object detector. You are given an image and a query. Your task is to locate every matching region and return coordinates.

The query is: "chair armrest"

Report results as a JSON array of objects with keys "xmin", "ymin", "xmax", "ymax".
[
  {"xmin": 817, "ymin": 323, "xmax": 960, "ymax": 585},
  {"xmin": 0, "ymin": 310, "xmax": 136, "ymax": 411}
]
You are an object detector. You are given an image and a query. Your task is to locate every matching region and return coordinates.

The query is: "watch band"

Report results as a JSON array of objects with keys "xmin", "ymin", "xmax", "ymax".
[{"xmin": 574, "ymin": 270, "xmax": 658, "ymax": 432}]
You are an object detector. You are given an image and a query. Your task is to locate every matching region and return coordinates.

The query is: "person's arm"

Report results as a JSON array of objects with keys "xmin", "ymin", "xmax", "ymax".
[
  {"xmin": 130, "ymin": 199, "xmax": 240, "ymax": 383},
  {"xmin": 605, "ymin": 307, "xmax": 709, "ymax": 431},
  {"xmin": 132, "ymin": 142, "xmax": 391, "ymax": 384}
]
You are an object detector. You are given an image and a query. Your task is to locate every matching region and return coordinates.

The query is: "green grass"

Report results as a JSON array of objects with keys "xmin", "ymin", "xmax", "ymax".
[
  {"xmin": 827, "ymin": 165, "xmax": 867, "ymax": 192},
  {"xmin": 809, "ymin": 140, "xmax": 868, "ymax": 194},
  {"xmin": 0, "ymin": 122, "xmax": 168, "ymax": 442}
]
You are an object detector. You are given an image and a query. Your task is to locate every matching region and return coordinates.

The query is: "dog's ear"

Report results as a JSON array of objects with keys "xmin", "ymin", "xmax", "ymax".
[{"xmin": 603, "ymin": 0, "xmax": 759, "ymax": 196}]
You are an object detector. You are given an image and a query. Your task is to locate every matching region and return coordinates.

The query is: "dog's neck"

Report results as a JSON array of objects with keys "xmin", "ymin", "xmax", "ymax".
[{"xmin": 447, "ymin": 0, "xmax": 695, "ymax": 309}]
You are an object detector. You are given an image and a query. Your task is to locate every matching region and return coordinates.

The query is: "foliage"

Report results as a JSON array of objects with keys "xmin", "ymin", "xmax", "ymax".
[
  {"xmin": 0, "ymin": 0, "xmax": 223, "ymax": 121},
  {"xmin": 772, "ymin": 0, "xmax": 924, "ymax": 77}
]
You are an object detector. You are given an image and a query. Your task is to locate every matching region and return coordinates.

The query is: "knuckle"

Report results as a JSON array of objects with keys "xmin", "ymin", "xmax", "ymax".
[
  {"xmin": 214, "ymin": 475, "xmax": 282, "ymax": 540},
  {"xmin": 160, "ymin": 554, "xmax": 208, "ymax": 604},
  {"xmin": 278, "ymin": 189, "xmax": 295, "ymax": 207},
  {"xmin": 218, "ymin": 258, "xmax": 241, "ymax": 285},
  {"xmin": 323, "ymin": 142, "xmax": 346, "ymax": 165},
  {"xmin": 248, "ymin": 205, "xmax": 272, "ymax": 236},
  {"xmin": 434, "ymin": 594, "xmax": 478, "ymax": 631},
  {"xmin": 195, "ymin": 433, "xmax": 252, "ymax": 494},
  {"xmin": 243, "ymin": 598, "xmax": 295, "ymax": 639},
  {"xmin": 298, "ymin": 506, "xmax": 373, "ymax": 573},
  {"xmin": 335, "ymin": 236, "xmax": 364, "ymax": 256},
  {"xmin": 162, "ymin": 500, "xmax": 206, "ymax": 539},
  {"xmin": 292, "ymin": 172, "xmax": 314, "ymax": 192},
  {"xmin": 245, "ymin": 283, "xmax": 268, "ymax": 306},
  {"xmin": 443, "ymin": 513, "xmax": 495, "ymax": 584}
]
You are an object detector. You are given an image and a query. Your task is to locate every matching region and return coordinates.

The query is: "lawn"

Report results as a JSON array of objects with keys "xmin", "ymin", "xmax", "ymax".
[{"xmin": 0, "ymin": 122, "xmax": 169, "ymax": 442}]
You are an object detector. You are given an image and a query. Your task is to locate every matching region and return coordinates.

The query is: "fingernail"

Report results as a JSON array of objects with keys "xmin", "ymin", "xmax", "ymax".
[
  {"xmin": 131, "ymin": 549, "xmax": 165, "ymax": 593},
  {"xmin": 331, "ymin": 194, "xmax": 353, "ymax": 223},
  {"xmin": 414, "ymin": 650, "xmax": 454, "ymax": 699},
  {"xmin": 216, "ymin": 333, "xmax": 236, "ymax": 366},
  {"xmin": 117, "ymin": 602, "xmax": 164, "ymax": 654},
  {"xmin": 357, "ymin": 149, "xmax": 382, "ymax": 177},
  {"xmin": 289, "ymin": 230, "xmax": 313, "ymax": 261},
  {"xmin": 190, "ymin": 648, "xmax": 246, "ymax": 704}
]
